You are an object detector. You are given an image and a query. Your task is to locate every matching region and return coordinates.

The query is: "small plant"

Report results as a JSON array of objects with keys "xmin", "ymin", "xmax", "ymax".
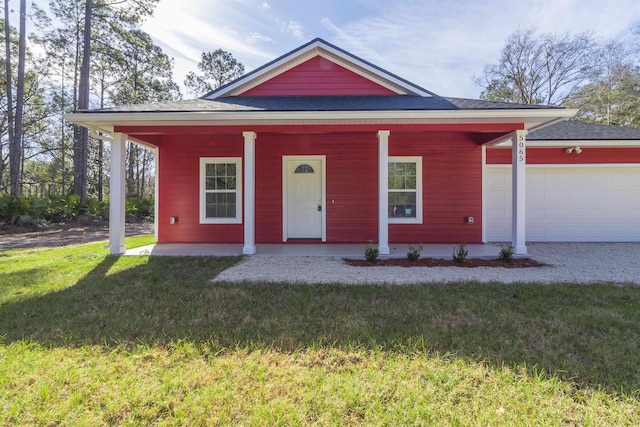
[
  {"xmin": 407, "ymin": 243, "xmax": 423, "ymax": 261},
  {"xmin": 364, "ymin": 240, "xmax": 379, "ymax": 263},
  {"xmin": 452, "ymin": 243, "xmax": 468, "ymax": 264},
  {"xmin": 499, "ymin": 244, "xmax": 514, "ymax": 262}
]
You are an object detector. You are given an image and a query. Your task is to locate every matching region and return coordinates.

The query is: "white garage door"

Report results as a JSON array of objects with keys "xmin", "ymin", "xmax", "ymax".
[{"xmin": 486, "ymin": 166, "xmax": 640, "ymax": 242}]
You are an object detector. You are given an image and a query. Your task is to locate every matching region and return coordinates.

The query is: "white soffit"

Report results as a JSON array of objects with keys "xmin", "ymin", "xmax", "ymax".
[{"xmin": 207, "ymin": 40, "xmax": 432, "ymax": 99}]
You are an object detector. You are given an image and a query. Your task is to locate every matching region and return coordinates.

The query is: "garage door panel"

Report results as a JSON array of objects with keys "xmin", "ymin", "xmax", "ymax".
[
  {"xmin": 606, "ymin": 171, "xmax": 631, "ymax": 185},
  {"xmin": 486, "ymin": 166, "xmax": 640, "ymax": 242},
  {"xmin": 528, "ymin": 207, "xmax": 546, "ymax": 220}
]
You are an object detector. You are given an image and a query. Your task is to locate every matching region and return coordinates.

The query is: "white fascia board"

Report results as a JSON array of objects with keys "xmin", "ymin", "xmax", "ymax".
[
  {"xmin": 493, "ymin": 139, "xmax": 640, "ymax": 148},
  {"xmin": 314, "ymin": 51, "xmax": 409, "ymax": 95},
  {"xmin": 72, "ymin": 122, "xmax": 158, "ymax": 149},
  {"xmin": 209, "ymin": 40, "xmax": 429, "ymax": 98},
  {"xmin": 210, "ymin": 45, "xmax": 320, "ymax": 98},
  {"xmin": 66, "ymin": 108, "xmax": 576, "ymax": 128},
  {"xmin": 314, "ymin": 44, "xmax": 431, "ymax": 97}
]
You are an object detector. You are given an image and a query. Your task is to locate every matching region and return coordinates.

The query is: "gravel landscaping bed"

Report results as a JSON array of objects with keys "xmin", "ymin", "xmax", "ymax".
[{"xmin": 213, "ymin": 243, "xmax": 640, "ymax": 285}]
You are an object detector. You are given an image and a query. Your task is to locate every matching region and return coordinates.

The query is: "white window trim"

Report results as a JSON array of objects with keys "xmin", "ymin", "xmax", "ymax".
[
  {"xmin": 388, "ymin": 156, "xmax": 422, "ymax": 224},
  {"xmin": 200, "ymin": 157, "xmax": 243, "ymax": 224}
]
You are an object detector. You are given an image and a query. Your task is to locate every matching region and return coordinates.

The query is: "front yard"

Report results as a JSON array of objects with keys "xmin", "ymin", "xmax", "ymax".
[{"xmin": 1, "ymin": 238, "xmax": 639, "ymax": 425}]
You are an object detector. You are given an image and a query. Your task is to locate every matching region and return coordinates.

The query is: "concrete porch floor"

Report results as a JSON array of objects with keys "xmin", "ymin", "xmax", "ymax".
[{"xmin": 124, "ymin": 243, "xmax": 502, "ymax": 258}]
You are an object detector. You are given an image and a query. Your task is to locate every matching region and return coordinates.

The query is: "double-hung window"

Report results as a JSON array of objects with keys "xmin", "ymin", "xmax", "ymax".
[
  {"xmin": 388, "ymin": 156, "xmax": 422, "ymax": 224},
  {"xmin": 200, "ymin": 157, "xmax": 242, "ymax": 224}
]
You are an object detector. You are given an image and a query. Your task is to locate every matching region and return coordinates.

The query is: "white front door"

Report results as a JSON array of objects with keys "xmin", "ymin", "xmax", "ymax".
[{"xmin": 285, "ymin": 158, "xmax": 323, "ymax": 239}]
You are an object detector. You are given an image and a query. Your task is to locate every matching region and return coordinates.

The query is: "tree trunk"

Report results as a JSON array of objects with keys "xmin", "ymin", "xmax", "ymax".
[
  {"xmin": 73, "ymin": 0, "xmax": 92, "ymax": 204},
  {"xmin": 60, "ymin": 60, "xmax": 67, "ymax": 194},
  {"xmin": 2, "ymin": 0, "xmax": 14, "ymax": 192},
  {"xmin": 10, "ymin": 0, "xmax": 27, "ymax": 197},
  {"xmin": 97, "ymin": 70, "xmax": 105, "ymax": 201},
  {"xmin": 140, "ymin": 149, "xmax": 148, "ymax": 198},
  {"xmin": 126, "ymin": 143, "xmax": 136, "ymax": 196}
]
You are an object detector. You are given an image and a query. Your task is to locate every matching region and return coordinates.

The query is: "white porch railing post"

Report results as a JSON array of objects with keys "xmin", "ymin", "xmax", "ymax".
[
  {"xmin": 243, "ymin": 131, "xmax": 257, "ymax": 255},
  {"xmin": 378, "ymin": 130, "xmax": 390, "ymax": 255},
  {"xmin": 109, "ymin": 132, "xmax": 127, "ymax": 255},
  {"xmin": 512, "ymin": 129, "xmax": 528, "ymax": 255}
]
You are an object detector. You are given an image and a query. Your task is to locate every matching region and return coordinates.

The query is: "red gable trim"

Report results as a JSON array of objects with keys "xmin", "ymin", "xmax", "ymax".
[{"xmin": 239, "ymin": 56, "xmax": 396, "ymax": 97}]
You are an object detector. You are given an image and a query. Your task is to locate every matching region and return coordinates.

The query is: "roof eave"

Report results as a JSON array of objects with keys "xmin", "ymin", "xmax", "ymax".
[
  {"xmin": 65, "ymin": 108, "xmax": 576, "ymax": 130},
  {"xmin": 525, "ymin": 139, "xmax": 640, "ymax": 147}
]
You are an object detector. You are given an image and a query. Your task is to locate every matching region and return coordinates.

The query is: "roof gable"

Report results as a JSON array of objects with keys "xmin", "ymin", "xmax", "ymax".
[
  {"xmin": 239, "ymin": 56, "xmax": 397, "ymax": 96},
  {"xmin": 205, "ymin": 38, "xmax": 435, "ymax": 99}
]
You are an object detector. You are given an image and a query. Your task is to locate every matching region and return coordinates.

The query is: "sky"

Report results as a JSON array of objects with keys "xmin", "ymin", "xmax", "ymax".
[{"xmin": 140, "ymin": 0, "xmax": 640, "ymax": 99}]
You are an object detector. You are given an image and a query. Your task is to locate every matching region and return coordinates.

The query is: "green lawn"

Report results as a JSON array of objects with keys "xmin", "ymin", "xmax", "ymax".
[{"xmin": 1, "ymin": 239, "xmax": 639, "ymax": 425}]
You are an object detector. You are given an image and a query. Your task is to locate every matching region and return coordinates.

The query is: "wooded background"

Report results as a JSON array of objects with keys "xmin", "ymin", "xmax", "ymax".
[{"xmin": 1, "ymin": 1, "xmax": 639, "ymax": 221}]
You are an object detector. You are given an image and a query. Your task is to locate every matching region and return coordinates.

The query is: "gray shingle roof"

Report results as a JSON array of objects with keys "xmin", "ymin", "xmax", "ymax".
[
  {"xmin": 529, "ymin": 120, "xmax": 640, "ymax": 140},
  {"xmin": 82, "ymin": 95, "xmax": 556, "ymax": 114}
]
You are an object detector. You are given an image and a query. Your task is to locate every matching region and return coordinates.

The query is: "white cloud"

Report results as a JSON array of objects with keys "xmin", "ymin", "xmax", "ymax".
[
  {"xmin": 261, "ymin": 1, "xmax": 270, "ymax": 11},
  {"xmin": 279, "ymin": 19, "xmax": 304, "ymax": 38},
  {"xmin": 246, "ymin": 32, "xmax": 273, "ymax": 44}
]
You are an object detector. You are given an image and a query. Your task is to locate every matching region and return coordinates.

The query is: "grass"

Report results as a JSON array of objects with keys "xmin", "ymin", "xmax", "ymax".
[{"xmin": 1, "ymin": 239, "xmax": 639, "ymax": 425}]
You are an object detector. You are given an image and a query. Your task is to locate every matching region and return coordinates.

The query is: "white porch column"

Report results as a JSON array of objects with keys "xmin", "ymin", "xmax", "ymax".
[
  {"xmin": 153, "ymin": 147, "xmax": 159, "ymax": 243},
  {"xmin": 243, "ymin": 131, "xmax": 257, "ymax": 255},
  {"xmin": 378, "ymin": 130, "xmax": 390, "ymax": 255},
  {"xmin": 511, "ymin": 129, "xmax": 528, "ymax": 255},
  {"xmin": 109, "ymin": 133, "xmax": 127, "ymax": 255}
]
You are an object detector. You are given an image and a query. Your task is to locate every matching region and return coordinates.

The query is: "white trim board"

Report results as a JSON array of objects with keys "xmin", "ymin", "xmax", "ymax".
[{"xmin": 486, "ymin": 163, "xmax": 640, "ymax": 169}]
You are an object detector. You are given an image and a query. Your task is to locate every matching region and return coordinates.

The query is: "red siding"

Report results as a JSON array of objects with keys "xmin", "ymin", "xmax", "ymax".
[
  {"xmin": 157, "ymin": 134, "xmax": 244, "ymax": 244},
  {"xmin": 255, "ymin": 133, "xmax": 379, "ymax": 243},
  {"xmin": 156, "ymin": 129, "xmax": 483, "ymax": 245},
  {"xmin": 240, "ymin": 56, "xmax": 397, "ymax": 96},
  {"xmin": 389, "ymin": 132, "xmax": 483, "ymax": 243},
  {"xmin": 486, "ymin": 147, "xmax": 640, "ymax": 164}
]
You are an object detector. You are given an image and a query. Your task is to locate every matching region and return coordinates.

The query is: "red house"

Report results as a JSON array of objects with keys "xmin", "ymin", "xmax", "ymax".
[{"xmin": 67, "ymin": 38, "xmax": 640, "ymax": 256}]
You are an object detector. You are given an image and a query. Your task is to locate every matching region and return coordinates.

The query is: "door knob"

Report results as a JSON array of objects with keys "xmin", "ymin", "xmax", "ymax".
[{"xmin": 317, "ymin": 205, "xmax": 322, "ymax": 212}]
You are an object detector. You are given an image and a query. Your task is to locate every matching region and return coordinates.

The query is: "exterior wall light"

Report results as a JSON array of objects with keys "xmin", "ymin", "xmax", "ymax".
[{"xmin": 565, "ymin": 146, "xmax": 582, "ymax": 154}]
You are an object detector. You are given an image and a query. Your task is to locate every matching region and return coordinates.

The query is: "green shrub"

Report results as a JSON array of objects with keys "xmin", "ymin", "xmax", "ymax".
[
  {"xmin": 452, "ymin": 243, "xmax": 468, "ymax": 264},
  {"xmin": 85, "ymin": 198, "xmax": 109, "ymax": 219},
  {"xmin": 46, "ymin": 195, "xmax": 82, "ymax": 222},
  {"xmin": 0, "ymin": 195, "xmax": 154, "ymax": 225},
  {"xmin": 364, "ymin": 240, "xmax": 379, "ymax": 263},
  {"xmin": 0, "ymin": 195, "xmax": 40, "ymax": 226},
  {"xmin": 125, "ymin": 197, "xmax": 154, "ymax": 222},
  {"xmin": 499, "ymin": 244, "xmax": 514, "ymax": 262},
  {"xmin": 407, "ymin": 243, "xmax": 423, "ymax": 261}
]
